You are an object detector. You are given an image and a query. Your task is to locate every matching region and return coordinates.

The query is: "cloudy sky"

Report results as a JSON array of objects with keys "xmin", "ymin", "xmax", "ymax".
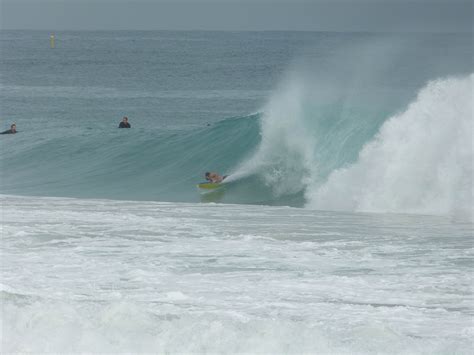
[{"xmin": 1, "ymin": 0, "xmax": 472, "ymax": 32}]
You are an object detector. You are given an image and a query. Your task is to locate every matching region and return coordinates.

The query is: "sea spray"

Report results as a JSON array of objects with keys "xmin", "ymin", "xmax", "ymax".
[
  {"xmin": 230, "ymin": 40, "xmax": 405, "ymax": 202},
  {"xmin": 229, "ymin": 38, "xmax": 473, "ymax": 217},
  {"xmin": 229, "ymin": 78, "xmax": 318, "ymax": 197}
]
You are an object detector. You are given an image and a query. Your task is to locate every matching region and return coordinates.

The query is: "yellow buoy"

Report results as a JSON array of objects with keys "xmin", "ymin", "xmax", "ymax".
[{"xmin": 50, "ymin": 34, "xmax": 55, "ymax": 48}]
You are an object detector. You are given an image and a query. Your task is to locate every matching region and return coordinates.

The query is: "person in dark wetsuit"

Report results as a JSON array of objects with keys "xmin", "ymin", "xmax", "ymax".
[
  {"xmin": 118, "ymin": 117, "xmax": 131, "ymax": 128},
  {"xmin": 1, "ymin": 123, "xmax": 17, "ymax": 134}
]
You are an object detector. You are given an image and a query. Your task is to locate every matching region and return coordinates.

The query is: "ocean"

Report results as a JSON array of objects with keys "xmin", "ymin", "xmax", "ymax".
[{"xmin": 1, "ymin": 30, "xmax": 473, "ymax": 353}]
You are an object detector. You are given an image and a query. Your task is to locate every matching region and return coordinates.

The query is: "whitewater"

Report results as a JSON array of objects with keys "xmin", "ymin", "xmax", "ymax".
[
  {"xmin": 2, "ymin": 195, "xmax": 473, "ymax": 353},
  {"xmin": 234, "ymin": 73, "xmax": 472, "ymax": 219},
  {"xmin": 1, "ymin": 31, "xmax": 473, "ymax": 353}
]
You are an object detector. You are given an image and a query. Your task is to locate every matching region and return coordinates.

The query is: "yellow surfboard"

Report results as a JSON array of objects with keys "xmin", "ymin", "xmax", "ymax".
[{"xmin": 197, "ymin": 182, "xmax": 222, "ymax": 190}]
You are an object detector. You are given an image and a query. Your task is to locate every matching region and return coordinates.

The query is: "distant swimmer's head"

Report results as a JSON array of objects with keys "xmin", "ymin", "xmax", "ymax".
[
  {"xmin": 11, "ymin": 123, "xmax": 16, "ymax": 129},
  {"xmin": 122, "ymin": 117, "xmax": 128, "ymax": 122},
  {"xmin": 205, "ymin": 172, "xmax": 211, "ymax": 181}
]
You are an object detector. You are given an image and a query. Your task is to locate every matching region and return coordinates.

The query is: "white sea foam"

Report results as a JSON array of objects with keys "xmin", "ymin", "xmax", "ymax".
[
  {"xmin": 307, "ymin": 74, "xmax": 473, "ymax": 219},
  {"xmin": 234, "ymin": 70, "xmax": 473, "ymax": 219},
  {"xmin": 1, "ymin": 195, "xmax": 472, "ymax": 353}
]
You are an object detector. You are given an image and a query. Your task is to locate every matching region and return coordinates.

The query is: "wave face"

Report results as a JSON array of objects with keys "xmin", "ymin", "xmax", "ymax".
[{"xmin": 0, "ymin": 114, "xmax": 261, "ymax": 203}]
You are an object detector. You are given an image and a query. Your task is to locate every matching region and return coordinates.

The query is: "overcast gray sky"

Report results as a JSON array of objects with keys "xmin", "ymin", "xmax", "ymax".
[{"xmin": 1, "ymin": 0, "xmax": 472, "ymax": 32}]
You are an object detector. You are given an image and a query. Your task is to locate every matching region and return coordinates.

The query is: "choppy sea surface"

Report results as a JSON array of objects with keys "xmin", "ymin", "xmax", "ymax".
[{"xmin": 1, "ymin": 30, "xmax": 473, "ymax": 353}]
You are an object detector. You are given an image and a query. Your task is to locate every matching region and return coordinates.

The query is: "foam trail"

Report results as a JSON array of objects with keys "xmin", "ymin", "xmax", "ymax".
[{"xmin": 307, "ymin": 74, "xmax": 473, "ymax": 219}]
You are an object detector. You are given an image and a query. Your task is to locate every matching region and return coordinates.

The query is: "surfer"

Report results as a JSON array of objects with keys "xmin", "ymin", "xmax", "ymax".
[
  {"xmin": 118, "ymin": 116, "xmax": 131, "ymax": 128},
  {"xmin": 205, "ymin": 172, "xmax": 225, "ymax": 183},
  {"xmin": 1, "ymin": 123, "xmax": 17, "ymax": 134}
]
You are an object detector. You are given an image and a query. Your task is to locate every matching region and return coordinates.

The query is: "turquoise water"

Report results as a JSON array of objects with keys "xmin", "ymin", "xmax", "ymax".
[{"xmin": 1, "ymin": 31, "xmax": 472, "ymax": 209}]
